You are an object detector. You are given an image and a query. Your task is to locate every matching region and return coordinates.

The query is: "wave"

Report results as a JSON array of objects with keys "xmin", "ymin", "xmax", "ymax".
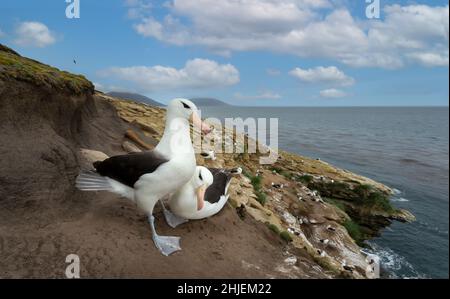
[
  {"xmin": 390, "ymin": 189, "xmax": 409, "ymax": 202},
  {"xmin": 392, "ymin": 188, "xmax": 402, "ymax": 195},
  {"xmin": 391, "ymin": 197, "xmax": 410, "ymax": 202},
  {"xmin": 364, "ymin": 242, "xmax": 427, "ymax": 279}
]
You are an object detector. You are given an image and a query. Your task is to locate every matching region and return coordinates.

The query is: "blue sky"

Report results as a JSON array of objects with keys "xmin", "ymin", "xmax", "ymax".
[{"xmin": 0, "ymin": 0, "xmax": 448, "ymax": 106}]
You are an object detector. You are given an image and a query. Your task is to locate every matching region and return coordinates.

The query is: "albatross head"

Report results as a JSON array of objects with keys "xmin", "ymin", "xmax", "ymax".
[
  {"xmin": 192, "ymin": 166, "xmax": 214, "ymax": 211},
  {"xmin": 168, "ymin": 98, "xmax": 212, "ymax": 135}
]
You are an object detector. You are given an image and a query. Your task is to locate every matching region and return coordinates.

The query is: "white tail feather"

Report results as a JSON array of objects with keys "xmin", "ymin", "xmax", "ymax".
[
  {"xmin": 76, "ymin": 171, "xmax": 112, "ymax": 191},
  {"xmin": 76, "ymin": 171, "xmax": 135, "ymax": 201}
]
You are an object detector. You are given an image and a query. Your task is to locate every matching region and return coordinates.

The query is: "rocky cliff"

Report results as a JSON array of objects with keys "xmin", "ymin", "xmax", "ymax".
[{"xmin": 0, "ymin": 44, "xmax": 414, "ymax": 278}]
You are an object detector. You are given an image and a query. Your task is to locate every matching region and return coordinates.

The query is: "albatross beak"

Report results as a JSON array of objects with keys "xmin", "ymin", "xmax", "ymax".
[
  {"xmin": 192, "ymin": 111, "xmax": 212, "ymax": 135},
  {"xmin": 196, "ymin": 186, "xmax": 206, "ymax": 211}
]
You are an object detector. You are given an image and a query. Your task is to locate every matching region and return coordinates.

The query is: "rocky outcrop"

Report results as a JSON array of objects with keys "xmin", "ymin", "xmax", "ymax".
[
  {"xmin": 0, "ymin": 44, "xmax": 414, "ymax": 278},
  {"xmin": 106, "ymin": 95, "xmax": 415, "ymax": 278}
]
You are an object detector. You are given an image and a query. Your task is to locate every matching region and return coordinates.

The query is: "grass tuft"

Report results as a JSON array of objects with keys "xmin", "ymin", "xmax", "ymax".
[
  {"xmin": 255, "ymin": 190, "xmax": 267, "ymax": 205},
  {"xmin": 343, "ymin": 219, "xmax": 363, "ymax": 244},
  {"xmin": 296, "ymin": 174, "xmax": 314, "ymax": 184},
  {"xmin": 244, "ymin": 170, "xmax": 268, "ymax": 206},
  {"xmin": 280, "ymin": 231, "xmax": 293, "ymax": 242},
  {"xmin": 324, "ymin": 198, "xmax": 346, "ymax": 211},
  {"xmin": 267, "ymin": 223, "xmax": 281, "ymax": 234}
]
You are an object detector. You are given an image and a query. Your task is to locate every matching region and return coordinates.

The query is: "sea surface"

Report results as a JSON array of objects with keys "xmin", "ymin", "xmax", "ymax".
[{"xmin": 200, "ymin": 106, "xmax": 449, "ymax": 279}]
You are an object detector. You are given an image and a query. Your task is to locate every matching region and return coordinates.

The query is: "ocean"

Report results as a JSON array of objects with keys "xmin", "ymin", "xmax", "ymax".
[{"xmin": 200, "ymin": 106, "xmax": 449, "ymax": 279}]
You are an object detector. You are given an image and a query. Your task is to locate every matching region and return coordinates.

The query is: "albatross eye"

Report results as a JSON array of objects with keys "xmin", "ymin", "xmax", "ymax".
[
  {"xmin": 181, "ymin": 101, "xmax": 191, "ymax": 109},
  {"xmin": 199, "ymin": 172, "xmax": 203, "ymax": 181}
]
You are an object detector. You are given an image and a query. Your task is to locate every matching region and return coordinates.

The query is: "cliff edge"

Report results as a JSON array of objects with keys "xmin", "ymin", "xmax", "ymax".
[{"xmin": 0, "ymin": 44, "xmax": 414, "ymax": 278}]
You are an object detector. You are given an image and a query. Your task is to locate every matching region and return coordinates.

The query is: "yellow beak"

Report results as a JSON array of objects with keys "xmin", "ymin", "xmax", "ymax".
[
  {"xmin": 191, "ymin": 111, "xmax": 212, "ymax": 135},
  {"xmin": 196, "ymin": 186, "xmax": 206, "ymax": 211}
]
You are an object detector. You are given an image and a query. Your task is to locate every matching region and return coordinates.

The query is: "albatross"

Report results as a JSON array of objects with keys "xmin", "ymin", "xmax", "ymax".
[
  {"xmin": 161, "ymin": 166, "xmax": 242, "ymax": 228},
  {"xmin": 75, "ymin": 98, "xmax": 211, "ymax": 256}
]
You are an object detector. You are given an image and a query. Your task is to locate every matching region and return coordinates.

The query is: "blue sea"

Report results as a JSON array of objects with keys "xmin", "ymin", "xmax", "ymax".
[{"xmin": 200, "ymin": 106, "xmax": 449, "ymax": 279}]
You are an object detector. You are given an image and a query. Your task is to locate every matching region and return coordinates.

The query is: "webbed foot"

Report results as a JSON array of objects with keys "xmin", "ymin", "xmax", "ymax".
[
  {"xmin": 161, "ymin": 201, "xmax": 189, "ymax": 228},
  {"xmin": 148, "ymin": 215, "xmax": 182, "ymax": 256}
]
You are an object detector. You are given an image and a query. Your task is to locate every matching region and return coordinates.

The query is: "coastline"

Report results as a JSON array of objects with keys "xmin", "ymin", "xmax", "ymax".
[{"xmin": 0, "ymin": 44, "xmax": 415, "ymax": 278}]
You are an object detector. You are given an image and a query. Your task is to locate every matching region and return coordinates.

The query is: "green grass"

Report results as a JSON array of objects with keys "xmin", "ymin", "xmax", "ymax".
[
  {"xmin": 367, "ymin": 191, "xmax": 395, "ymax": 213},
  {"xmin": 354, "ymin": 184, "xmax": 394, "ymax": 212},
  {"xmin": 0, "ymin": 43, "xmax": 93, "ymax": 94},
  {"xmin": 266, "ymin": 224, "xmax": 293, "ymax": 243},
  {"xmin": 280, "ymin": 231, "xmax": 293, "ymax": 242},
  {"xmin": 269, "ymin": 166, "xmax": 294, "ymax": 180},
  {"xmin": 354, "ymin": 184, "xmax": 373, "ymax": 198},
  {"xmin": 296, "ymin": 174, "xmax": 314, "ymax": 184},
  {"xmin": 324, "ymin": 198, "xmax": 346, "ymax": 212},
  {"xmin": 250, "ymin": 175, "xmax": 262, "ymax": 190},
  {"xmin": 267, "ymin": 223, "xmax": 281, "ymax": 234},
  {"xmin": 241, "ymin": 167, "xmax": 252, "ymax": 179},
  {"xmin": 343, "ymin": 219, "xmax": 363, "ymax": 244},
  {"xmin": 326, "ymin": 181, "xmax": 350, "ymax": 193},
  {"xmin": 255, "ymin": 190, "xmax": 267, "ymax": 205},
  {"xmin": 243, "ymin": 170, "xmax": 268, "ymax": 206},
  {"xmin": 268, "ymin": 166, "xmax": 283, "ymax": 173}
]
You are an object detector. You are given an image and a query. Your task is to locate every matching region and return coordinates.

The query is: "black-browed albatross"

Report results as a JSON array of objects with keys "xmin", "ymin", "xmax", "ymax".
[
  {"xmin": 161, "ymin": 166, "xmax": 242, "ymax": 228},
  {"xmin": 76, "ymin": 98, "xmax": 211, "ymax": 256}
]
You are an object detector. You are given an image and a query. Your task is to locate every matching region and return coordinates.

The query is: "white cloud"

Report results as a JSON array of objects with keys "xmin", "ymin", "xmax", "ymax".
[
  {"xmin": 14, "ymin": 21, "xmax": 56, "ymax": 48},
  {"xmin": 134, "ymin": 18, "xmax": 164, "ymax": 39},
  {"xmin": 319, "ymin": 88, "xmax": 347, "ymax": 98},
  {"xmin": 93, "ymin": 82, "xmax": 104, "ymax": 91},
  {"xmin": 125, "ymin": 0, "xmax": 153, "ymax": 19},
  {"xmin": 234, "ymin": 91, "xmax": 281, "ymax": 100},
  {"xmin": 407, "ymin": 51, "xmax": 449, "ymax": 67},
  {"xmin": 130, "ymin": 1, "xmax": 449, "ymax": 68},
  {"xmin": 99, "ymin": 58, "xmax": 239, "ymax": 92},
  {"xmin": 290, "ymin": 66, "xmax": 355, "ymax": 87},
  {"xmin": 352, "ymin": 4, "xmax": 450, "ymax": 68}
]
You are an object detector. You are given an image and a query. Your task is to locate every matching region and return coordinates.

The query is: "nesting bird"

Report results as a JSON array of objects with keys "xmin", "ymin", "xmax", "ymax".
[
  {"xmin": 162, "ymin": 166, "xmax": 242, "ymax": 227},
  {"xmin": 342, "ymin": 260, "xmax": 355, "ymax": 272},
  {"xmin": 200, "ymin": 150, "xmax": 217, "ymax": 161},
  {"xmin": 317, "ymin": 249, "xmax": 326, "ymax": 257},
  {"xmin": 271, "ymin": 182, "xmax": 284, "ymax": 189},
  {"xmin": 327, "ymin": 225, "xmax": 337, "ymax": 232},
  {"xmin": 309, "ymin": 218, "xmax": 319, "ymax": 224},
  {"xmin": 319, "ymin": 239, "xmax": 330, "ymax": 245}
]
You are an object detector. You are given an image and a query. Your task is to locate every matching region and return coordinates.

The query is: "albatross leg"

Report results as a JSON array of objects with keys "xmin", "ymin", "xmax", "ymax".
[
  {"xmin": 148, "ymin": 215, "xmax": 181, "ymax": 256},
  {"xmin": 160, "ymin": 201, "xmax": 189, "ymax": 228}
]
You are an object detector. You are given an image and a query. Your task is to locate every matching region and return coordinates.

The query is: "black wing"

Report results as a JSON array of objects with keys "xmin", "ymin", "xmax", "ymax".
[
  {"xmin": 93, "ymin": 151, "xmax": 169, "ymax": 188},
  {"xmin": 204, "ymin": 168, "xmax": 233, "ymax": 204}
]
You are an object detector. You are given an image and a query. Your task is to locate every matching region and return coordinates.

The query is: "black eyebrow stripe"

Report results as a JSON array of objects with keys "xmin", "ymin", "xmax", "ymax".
[
  {"xmin": 199, "ymin": 171, "xmax": 203, "ymax": 180},
  {"xmin": 181, "ymin": 101, "xmax": 190, "ymax": 109}
]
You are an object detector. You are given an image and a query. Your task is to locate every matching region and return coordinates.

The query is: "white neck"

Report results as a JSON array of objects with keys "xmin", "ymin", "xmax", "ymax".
[
  {"xmin": 155, "ymin": 110, "xmax": 193, "ymax": 158},
  {"xmin": 176, "ymin": 181, "xmax": 196, "ymax": 198}
]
